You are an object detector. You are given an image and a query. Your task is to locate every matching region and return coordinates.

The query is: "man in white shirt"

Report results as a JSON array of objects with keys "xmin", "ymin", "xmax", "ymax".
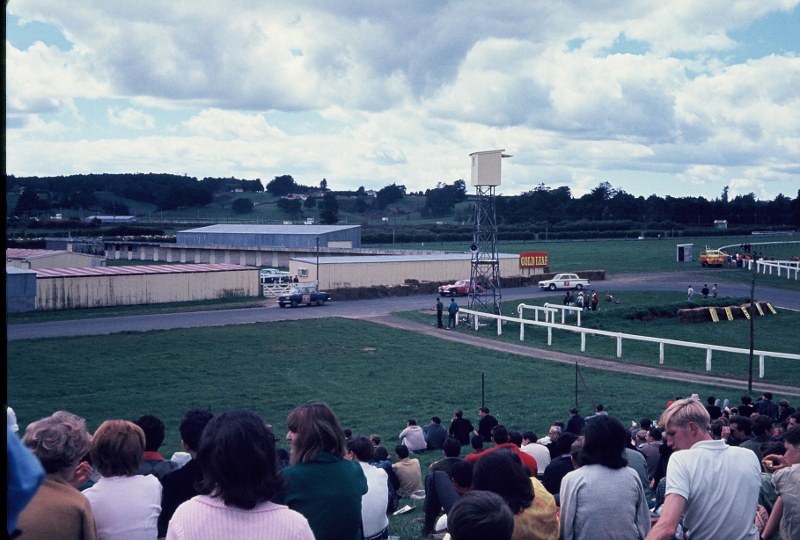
[
  {"xmin": 346, "ymin": 436, "xmax": 390, "ymax": 540},
  {"xmin": 646, "ymin": 398, "xmax": 760, "ymax": 540},
  {"xmin": 399, "ymin": 419, "xmax": 427, "ymax": 453},
  {"xmin": 520, "ymin": 431, "xmax": 550, "ymax": 476}
]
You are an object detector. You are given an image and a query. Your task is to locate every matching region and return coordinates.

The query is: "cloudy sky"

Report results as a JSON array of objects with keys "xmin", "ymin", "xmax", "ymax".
[{"xmin": 6, "ymin": 1, "xmax": 800, "ymax": 200}]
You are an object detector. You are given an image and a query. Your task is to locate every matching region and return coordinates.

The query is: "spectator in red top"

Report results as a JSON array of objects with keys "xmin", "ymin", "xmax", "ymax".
[{"xmin": 465, "ymin": 425, "xmax": 537, "ymax": 477}]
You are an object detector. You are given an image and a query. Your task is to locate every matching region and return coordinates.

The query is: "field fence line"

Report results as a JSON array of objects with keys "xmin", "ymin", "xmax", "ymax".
[{"xmin": 457, "ymin": 306, "xmax": 800, "ymax": 380}]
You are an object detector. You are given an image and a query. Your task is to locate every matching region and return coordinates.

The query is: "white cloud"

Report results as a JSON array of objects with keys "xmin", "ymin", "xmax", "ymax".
[
  {"xmin": 182, "ymin": 109, "xmax": 286, "ymax": 141},
  {"xmin": 107, "ymin": 108, "xmax": 155, "ymax": 130}
]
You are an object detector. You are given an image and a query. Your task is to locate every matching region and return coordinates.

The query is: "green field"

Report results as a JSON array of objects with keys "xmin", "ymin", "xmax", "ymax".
[{"xmin": 8, "ymin": 316, "xmax": 797, "ymax": 539}]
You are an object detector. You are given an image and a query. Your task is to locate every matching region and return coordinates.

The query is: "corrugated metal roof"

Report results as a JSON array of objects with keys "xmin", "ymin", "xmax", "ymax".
[
  {"xmin": 7, "ymin": 248, "xmax": 66, "ymax": 259},
  {"xmin": 5, "ymin": 266, "xmax": 37, "ymax": 275},
  {"xmin": 179, "ymin": 224, "xmax": 360, "ymax": 235},
  {"xmin": 33, "ymin": 263, "xmax": 256, "ymax": 278},
  {"xmin": 290, "ymin": 253, "xmax": 519, "ymax": 264}
]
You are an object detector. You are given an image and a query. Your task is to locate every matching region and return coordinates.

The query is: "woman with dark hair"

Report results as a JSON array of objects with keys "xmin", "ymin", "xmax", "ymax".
[
  {"xmin": 166, "ymin": 409, "xmax": 313, "ymax": 539},
  {"xmin": 471, "ymin": 450, "xmax": 559, "ymax": 540},
  {"xmin": 277, "ymin": 401, "xmax": 367, "ymax": 540},
  {"xmin": 558, "ymin": 415, "xmax": 650, "ymax": 540}
]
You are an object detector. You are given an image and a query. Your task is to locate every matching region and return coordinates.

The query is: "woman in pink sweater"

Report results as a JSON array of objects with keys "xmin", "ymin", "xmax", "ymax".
[{"xmin": 166, "ymin": 409, "xmax": 313, "ymax": 540}]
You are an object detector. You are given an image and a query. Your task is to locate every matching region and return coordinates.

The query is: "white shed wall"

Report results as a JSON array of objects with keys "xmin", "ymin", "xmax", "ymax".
[{"xmin": 36, "ymin": 269, "xmax": 259, "ymax": 310}]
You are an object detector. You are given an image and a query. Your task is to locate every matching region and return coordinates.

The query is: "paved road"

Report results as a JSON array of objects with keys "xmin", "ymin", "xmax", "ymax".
[{"xmin": 8, "ymin": 271, "xmax": 800, "ymax": 341}]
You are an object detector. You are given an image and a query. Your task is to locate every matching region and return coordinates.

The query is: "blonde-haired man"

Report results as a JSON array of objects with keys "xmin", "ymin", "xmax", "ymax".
[{"xmin": 646, "ymin": 398, "xmax": 760, "ymax": 540}]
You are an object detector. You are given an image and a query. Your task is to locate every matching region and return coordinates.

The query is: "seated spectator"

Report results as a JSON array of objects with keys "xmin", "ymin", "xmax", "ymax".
[
  {"xmin": 7, "ymin": 424, "xmax": 45, "ymax": 538},
  {"xmin": 277, "ymin": 401, "xmax": 367, "ymax": 540},
  {"xmin": 566, "ymin": 408, "xmax": 585, "ymax": 436},
  {"xmin": 508, "ymin": 430, "xmax": 524, "ymax": 447},
  {"xmin": 474, "ymin": 407, "xmax": 499, "ymax": 443},
  {"xmin": 157, "ymin": 408, "xmax": 214, "ymax": 538},
  {"xmin": 346, "ymin": 436, "xmax": 390, "ymax": 540},
  {"xmin": 430, "ymin": 437, "xmax": 464, "ymax": 476},
  {"xmin": 558, "ymin": 415, "xmax": 650, "ymax": 540},
  {"xmin": 640, "ymin": 427, "xmax": 663, "ymax": 483},
  {"xmin": 16, "ymin": 411, "xmax": 95, "ymax": 540},
  {"xmin": 445, "ymin": 490, "xmax": 515, "ymax": 540},
  {"xmin": 762, "ymin": 425, "xmax": 800, "ymax": 540},
  {"xmin": 706, "ymin": 396, "xmax": 723, "ymax": 420},
  {"xmin": 133, "ymin": 415, "xmax": 179, "ymax": 480},
  {"xmin": 399, "ymin": 419, "xmax": 427, "ymax": 453},
  {"xmin": 392, "ymin": 444, "xmax": 424, "ymax": 497},
  {"xmin": 424, "ymin": 417, "xmax": 449, "ymax": 450},
  {"xmin": 370, "ymin": 434, "xmax": 382, "ymax": 447},
  {"xmin": 83, "ymin": 420, "xmax": 162, "ymax": 539},
  {"xmin": 422, "ymin": 461, "xmax": 474, "ymax": 537},
  {"xmin": 472, "ymin": 450, "xmax": 560, "ymax": 540},
  {"xmin": 470, "ymin": 434, "xmax": 485, "ymax": 456},
  {"xmin": 743, "ymin": 415, "xmax": 774, "ymax": 460},
  {"xmin": 449, "ymin": 410, "xmax": 475, "ymax": 446},
  {"xmin": 166, "ymin": 409, "xmax": 313, "ymax": 540},
  {"xmin": 542, "ymin": 432, "xmax": 579, "ymax": 496},
  {"xmin": 739, "ymin": 396, "xmax": 756, "ymax": 419},
  {"xmin": 368, "ymin": 446, "xmax": 400, "ymax": 513},
  {"xmin": 520, "ymin": 431, "xmax": 551, "ymax": 477},
  {"xmin": 465, "ymin": 425, "xmax": 538, "ymax": 477}
]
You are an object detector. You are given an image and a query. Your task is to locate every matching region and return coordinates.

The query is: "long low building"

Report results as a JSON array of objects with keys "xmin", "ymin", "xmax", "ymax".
[
  {"xmin": 33, "ymin": 263, "xmax": 259, "ymax": 310},
  {"xmin": 7, "ymin": 248, "xmax": 106, "ymax": 269},
  {"xmin": 177, "ymin": 224, "xmax": 361, "ymax": 249},
  {"xmin": 289, "ymin": 253, "xmax": 521, "ymax": 290}
]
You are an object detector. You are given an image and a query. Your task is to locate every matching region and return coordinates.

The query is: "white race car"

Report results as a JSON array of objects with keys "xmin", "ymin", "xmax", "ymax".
[{"xmin": 538, "ymin": 273, "xmax": 591, "ymax": 291}]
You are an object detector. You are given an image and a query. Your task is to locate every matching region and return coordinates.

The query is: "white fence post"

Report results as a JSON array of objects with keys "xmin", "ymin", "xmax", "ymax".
[
  {"xmin": 547, "ymin": 326, "xmax": 552, "ymax": 346},
  {"xmin": 520, "ymin": 322, "xmax": 525, "ymax": 341},
  {"xmin": 659, "ymin": 342, "xmax": 665, "ymax": 364},
  {"xmin": 581, "ymin": 332, "xmax": 586, "ymax": 352},
  {"xmin": 759, "ymin": 355, "xmax": 765, "ymax": 379},
  {"xmin": 497, "ymin": 317, "xmax": 502, "ymax": 336},
  {"xmin": 616, "ymin": 335, "xmax": 622, "ymax": 358},
  {"xmin": 706, "ymin": 349, "xmax": 712, "ymax": 371}
]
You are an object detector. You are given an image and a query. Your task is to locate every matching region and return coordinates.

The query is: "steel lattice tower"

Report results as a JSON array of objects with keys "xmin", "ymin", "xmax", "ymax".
[{"xmin": 468, "ymin": 185, "xmax": 502, "ymax": 315}]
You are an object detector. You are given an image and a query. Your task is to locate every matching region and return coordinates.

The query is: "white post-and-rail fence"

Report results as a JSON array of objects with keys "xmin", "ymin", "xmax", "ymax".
[
  {"xmin": 753, "ymin": 259, "xmax": 800, "ymax": 280},
  {"xmin": 458, "ymin": 306, "xmax": 799, "ymax": 379}
]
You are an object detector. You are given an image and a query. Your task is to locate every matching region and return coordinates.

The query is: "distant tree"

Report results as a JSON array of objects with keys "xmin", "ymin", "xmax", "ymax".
[
  {"xmin": 354, "ymin": 196, "xmax": 369, "ymax": 213},
  {"xmin": 422, "ymin": 181, "xmax": 465, "ymax": 217},
  {"xmin": 232, "ymin": 197, "xmax": 254, "ymax": 214},
  {"xmin": 14, "ymin": 188, "xmax": 47, "ymax": 215},
  {"xmin": 320, "ymin": 178, "xmax": 328, "ymax": 191},
  {"xmin": 376, "ymin": 183, "xmax": 406, "ymax": 209},
  {"xmin": 241, "ymin": 179, "xmax": 264, "ymax": 192},
  {"xmin": 319, "ymin": 192, "xmax": 339, "ymax": 224},
  {"xmin": 266, "ymin": 175, "xmax": 298, "ymax": 197},
  {"xmin": 304, "ymin": 196, "xmax": 317, "ymax": 209},
  {"xmin": 277, "ymin": 198, "xmax": 302, "ymax": 216}
]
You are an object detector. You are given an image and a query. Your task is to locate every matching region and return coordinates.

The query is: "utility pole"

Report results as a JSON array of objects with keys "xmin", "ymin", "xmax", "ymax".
[
  {"xmin": 315, "ymin": 236, "xmax": 320, "ymax": 289},
  {"xmin": 748, "ymin": 264, "xmax": 756, "ymax": 392}
]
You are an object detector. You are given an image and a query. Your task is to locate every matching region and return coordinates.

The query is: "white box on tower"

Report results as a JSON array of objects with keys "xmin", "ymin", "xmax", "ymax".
[{"xmin": 470, "ymin": 149, "xmax": 509, "ymax": 187}]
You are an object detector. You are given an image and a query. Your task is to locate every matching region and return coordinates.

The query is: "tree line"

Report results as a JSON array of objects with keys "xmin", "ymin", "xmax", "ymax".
[{"xmin": 7, "ymin": 173, "xmax": 800, "ymax": 228}]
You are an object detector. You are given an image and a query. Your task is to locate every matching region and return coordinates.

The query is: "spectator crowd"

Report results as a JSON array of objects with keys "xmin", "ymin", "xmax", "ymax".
[{"xmin": 7, "ymin": 392, "xmax": 800, "ymax": 540}]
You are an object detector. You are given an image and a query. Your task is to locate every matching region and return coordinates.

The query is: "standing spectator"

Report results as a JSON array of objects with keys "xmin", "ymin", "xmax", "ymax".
[
  {"xmin": 346, "ymin": 436, "xmax": 390, "ymax": 540},
  {"xmin": 278, "ymin": 401, "xmax": 367, "ymax": 540},
  {"xmin": 158, "ymin": 408, "xmax": 214, "ymax": 538},
  {"xmin": 399, "ymin": 419, "xmax": 427, "ymax": 453},
  {"xmin": 687, "ymin": 285, "xmax": 694, "ymax": 301},
  {"xmin": 761, "ymin": 425, "xmax": 800, "ymax": 540},
  {"xmin": 133, "ymin": 415, "xmax": 179, "ymax": 480},
  {"xmin": 645, "ymin": 398, "xmax": 760, "ymax": 540},
  {"xmin": 166, "ymin": 409, "xmax": 313, "ymax": 540},
  {"xmin": 83, "ymin": 420, "xmax": 162, "ymax": 540},
  {"xmin": 559, "ymin": 415, "xmax": 650, "ymax": 540},
  {"xmin": 16, "ymin": 411, "xmax": 95, "ymax": 540},
  {"xmin": 392, "ymin": 445, "xmax": 424, "ymax": 498},
  {"xmin": 701, "ymin": 284, "xmax": 709, "ymax": 298},
  {"xmin": 436, "ymin": 297, "xmax": 444, "ymax": 329},
  {"xmin": 711, "ymin": 284, "xmax": 719, "ymax": 298},
  {"xmin": 591, "ymin": 291, "xmax": 599, "ymax": 311},
  {"xmin": 423, "ymin": 417, "xmax": 449, "ymax": 450},
  {"xmin": 447, "ymin": 298, "xmax": 459, "ymax": 329},
  {"xmin": 474, "ymin": 407, "xmax": 498, "ymax": 443},
  {"xmin": 448, "ymin": 410, "xmax": 474, "ymax": 446}
]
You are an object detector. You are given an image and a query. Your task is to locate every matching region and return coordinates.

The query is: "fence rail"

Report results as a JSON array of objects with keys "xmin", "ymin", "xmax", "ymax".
[
  {"xmin": 458, "ymin": 306, "xmax": 799, "ymax": 379},
  {"xmin": 754, "ymin": 259, "xmax": 800, "ymax": 280}
]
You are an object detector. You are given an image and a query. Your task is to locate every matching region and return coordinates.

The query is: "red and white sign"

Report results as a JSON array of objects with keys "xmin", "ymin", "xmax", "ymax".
[{"xmin": 520, "ymin": 252, "xmax": 548, "ymax": 268}]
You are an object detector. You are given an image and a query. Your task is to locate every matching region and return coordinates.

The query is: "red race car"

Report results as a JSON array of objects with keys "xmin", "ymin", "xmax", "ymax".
[{"xmin": 438, "ymin": 279, "xmax": 482, "ymax": 297}]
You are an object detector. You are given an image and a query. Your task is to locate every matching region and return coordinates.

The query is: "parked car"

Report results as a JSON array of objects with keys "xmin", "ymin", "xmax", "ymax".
[
  {"xmin": 438, "ymin": 279, "xmax": 482, "ymax": 297},
  {"xmin": 537, "ymin": 273, "xmax": 591, "ymax": 291},
  {"xmin": 699, "ymin": 249, "xmax": 729, "ymax": 267},
  {"xmin": 277, "ymin": 284, "xmax": 331, "ymax": 307},
  {"xmin": 260, "ymin": 268, "xmax": 293, "ymax": 284}
]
